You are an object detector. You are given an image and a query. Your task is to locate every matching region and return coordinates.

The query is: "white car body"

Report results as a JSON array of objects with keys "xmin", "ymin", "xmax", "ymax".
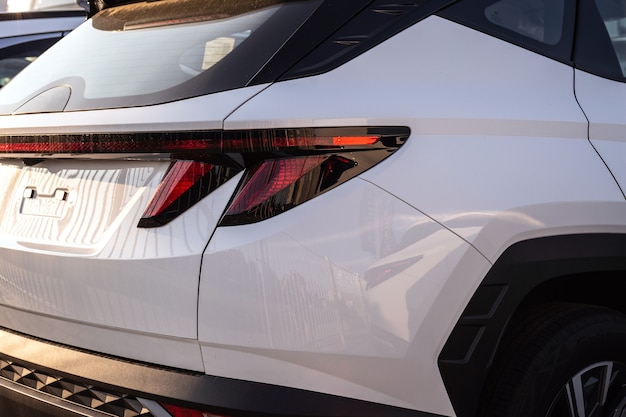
[{"xmin": 1, "ymin": 1, "xmax": 626, "ymax": 417}]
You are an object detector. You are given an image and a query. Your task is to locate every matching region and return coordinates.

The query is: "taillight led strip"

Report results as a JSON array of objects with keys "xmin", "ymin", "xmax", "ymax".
[
  {"xmin": 0, "ymin": 128, "xmax": 389, "ymax": 154},
  {"xmin": 0, "ymin": 127, "xmax": 409, "ymax": 227}
]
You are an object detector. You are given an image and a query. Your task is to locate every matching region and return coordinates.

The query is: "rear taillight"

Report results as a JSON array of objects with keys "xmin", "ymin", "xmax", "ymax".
[
  {"xmin": 162, "ymin": 403, "xmax": 227, "ymax": 417},
  {"xmin": 219, "ymin": 154, "xmax": 358, "ymax": 226},
  {"xmin": 0, "ymin": 127, "xmax": 409, "ymax": 227},
  {"xmin": 138, "ymin": 161, "xmax": 240, "ymax": 228},
  {"xmin": 217, "ymin": 127, "xmax": 408, "ymax": 226}
]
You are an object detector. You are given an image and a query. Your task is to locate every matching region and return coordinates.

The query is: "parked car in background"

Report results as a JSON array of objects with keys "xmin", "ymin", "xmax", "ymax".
[
  {"xmin": 2, "ymin": 0, "xmax": 626, "ymax": 417},
  {"xmin": 0, "ymin": 0, "xmax": 84, "ymax": 87}
]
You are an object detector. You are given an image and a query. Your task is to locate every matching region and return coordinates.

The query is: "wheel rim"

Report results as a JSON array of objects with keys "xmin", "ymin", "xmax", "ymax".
[{"xmin": 546, "ymin": 361, "xmax": 626, "ymax": 417}]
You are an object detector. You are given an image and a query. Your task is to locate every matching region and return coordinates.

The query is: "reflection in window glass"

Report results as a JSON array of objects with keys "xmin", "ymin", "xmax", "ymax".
[
  {"xmin": 0, "ymin": 6, "xmax": 276, "ymax": 102},
  {"xmin": 0, "ymin": 38, "xmax": 59, "ymax": 88},
  {"xmin": 0, "ymin": 57, "xmax": 34, "ymax": 87},
  {"xmin": 484, "ymin": 0, "xmax": 564, "ymax": 44},
  {"xmin": 596, "ymin": 0, "xmax": 626, "ymax": 76}
]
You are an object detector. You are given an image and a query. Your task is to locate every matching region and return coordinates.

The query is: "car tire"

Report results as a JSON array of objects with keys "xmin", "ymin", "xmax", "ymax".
[{"xmin": 481, "ymin": 303, "xmax": 626, "ymax": 417}]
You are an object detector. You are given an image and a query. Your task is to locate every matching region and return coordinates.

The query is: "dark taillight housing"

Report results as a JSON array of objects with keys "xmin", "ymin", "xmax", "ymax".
[
  {"xmin": 218, "ymin": 127, "xmax": 409, "ymax": 226},
  {"xmin": 0, "ymin": 127, "xmax": 409, "ymax": 227}
]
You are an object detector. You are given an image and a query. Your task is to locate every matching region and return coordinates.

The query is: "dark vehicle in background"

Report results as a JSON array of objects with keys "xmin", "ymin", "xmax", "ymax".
[{"xmin": 0, "ymin": 0, "xmax": 85, "ymax": 87}]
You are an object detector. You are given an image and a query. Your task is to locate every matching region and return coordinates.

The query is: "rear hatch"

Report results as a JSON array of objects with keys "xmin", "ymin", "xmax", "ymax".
[
  {"xmin": 0, "ymin": 0, "xmax": 347, "ymax": 368},
  {"xmin": 0, "ymin": 0, "xmax": 431, "ymax": 368},
  {"xmin": 0, "ymin": 108, "xmax": 248, "ymax": 369},
  {"xmin": 0, "ymin": 159, "xmax": 160, "ymax": 255},
  {"xmin": 0, "ymin": 0, "xmax": 318, "ymax": 317}
]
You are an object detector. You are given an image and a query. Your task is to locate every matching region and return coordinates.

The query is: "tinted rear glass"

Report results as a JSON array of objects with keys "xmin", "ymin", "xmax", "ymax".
[{"xmin": 0, "ymin": 0, "xmax": 320, "ymax": 113}]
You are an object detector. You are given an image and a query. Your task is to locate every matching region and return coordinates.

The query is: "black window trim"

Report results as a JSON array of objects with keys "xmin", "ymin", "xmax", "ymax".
[
  {"xmin": 436, "ymin": 0, "xmax": 577, "ymax": 67},
  {"xmin": 572, "ymin": 0, "xmax": 626, "ymax": 83}
]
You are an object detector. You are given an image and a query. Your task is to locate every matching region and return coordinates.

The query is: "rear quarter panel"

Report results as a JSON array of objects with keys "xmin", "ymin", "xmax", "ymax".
[{"xmin": 208, "ymin": 15, "xmax": 626, "ymax": 415}]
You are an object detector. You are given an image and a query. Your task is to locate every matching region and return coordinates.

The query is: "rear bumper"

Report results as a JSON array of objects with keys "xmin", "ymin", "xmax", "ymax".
[
  {"xmin": 0, "ymin": 378, "xmax": 104, "ymax": 417},
  {"xmin": 0, "ymin": 328, "xmax": 444, "ymax": 417}
]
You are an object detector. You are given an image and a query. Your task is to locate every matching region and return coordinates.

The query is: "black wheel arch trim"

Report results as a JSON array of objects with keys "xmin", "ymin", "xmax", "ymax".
[
  {"xmin": 438, "ymin": 233, "xmax": 626, "ymax": 417},
  {"xmin": 0, "ymin": 327, "xmax": 443, "ymax": 417}
]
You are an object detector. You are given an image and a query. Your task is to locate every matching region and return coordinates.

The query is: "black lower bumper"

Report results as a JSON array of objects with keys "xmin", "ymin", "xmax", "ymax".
[
  {"xmin": 0, "ymin": 379, "xmax": 94, "ymax": 417},
  {"xmin": 0, "ymin": 327, "xmax": 444, "ymax": 417}
]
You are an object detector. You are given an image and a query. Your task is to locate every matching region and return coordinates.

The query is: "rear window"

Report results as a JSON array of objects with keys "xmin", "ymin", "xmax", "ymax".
[
  {"xmin": 0, "ymin": 0, "xmax": 320, "ymax": 113},
  {"xmin": 0, "ymin": 38, "xmax": 61, "ymax": 87}
]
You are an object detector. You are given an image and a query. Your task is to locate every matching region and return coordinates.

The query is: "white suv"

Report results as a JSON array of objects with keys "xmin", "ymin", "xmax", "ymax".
[{"xmin": 0, "ymin": 1, "xmax": 625, "ymax": 417}]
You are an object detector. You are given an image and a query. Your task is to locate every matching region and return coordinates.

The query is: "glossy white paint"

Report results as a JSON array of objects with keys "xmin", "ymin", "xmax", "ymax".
[
  {"xmin": 365, "ymin": 134, "xmax": 626, "ymax": 262},
  {"xmin": 225, "ymin": 17, "xmax": 585, "ymax": 131},
  {"xmin": 0, "ymin": 28, "xmax": 267, "ymax": 373},
  {"xmin": 574, "ymin": 69, "xmax": 626, "ymax": 195},
  {"xmin": 0, "ymin": 10, "xmax": 625, "ymax": 417},
  {"xmin": 0, "ymin": 84, "xmax": 269, "ymax": 134},
  {"xmin": 0, "ymin": 156, "xmax": 242, "ymax": 369},
  {"xmin": 200, "ymin": 177, "xmax": 490, "ymax": 416},
  {"xmin": 226, "ymin": 16, "xmax": 626, "ymax": 263},
  {"xmin": 204, "ymin": 16, "xmax": 626, "ymax": 415},
  {"xmin": 0, "ymin": 304, "xmax": 206, "ymax": 371}
]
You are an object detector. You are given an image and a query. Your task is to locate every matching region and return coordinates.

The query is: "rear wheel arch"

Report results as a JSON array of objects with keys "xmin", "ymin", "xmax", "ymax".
[
  {"xmin": 437, "ymin": 233, "xmax": 626, "ymax": 417},
  {"xmin": 481, "ymin": 303, "xmax": 626, "ymax": 417}
]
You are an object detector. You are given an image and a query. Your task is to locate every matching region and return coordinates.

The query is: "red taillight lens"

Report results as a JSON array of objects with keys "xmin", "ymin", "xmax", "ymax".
[
  {"xmin": 162, "ymin": 404, "xmax": 227, "ymax": 417},
  {"xmin": 226, "ymin": 156, "xmax": 326, "ymax": 215},
  {"xmin": 143, "ymin": 161, "xmax": 214, "ymax": 218},
  {"xmin": 138, "ymin": 160, "xmax": 241, "ymax": 228},
  {"xmin": 0, "ymin": 127, "xmax": 408, "ymax": 227},
  {"xmin": 220, "ymin": 155, "xmax": 358, "ymax": 226},
  {"xmin": 331, "ymin": 135, "xmax": 379, "ymax": 146},
  {"xmin": 137, "ymin": 127, "xmax": 407, "ymax": 227},
  {"xmin": 0, "ymin": 130, "xmax": 382, "ymax": 154}
]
